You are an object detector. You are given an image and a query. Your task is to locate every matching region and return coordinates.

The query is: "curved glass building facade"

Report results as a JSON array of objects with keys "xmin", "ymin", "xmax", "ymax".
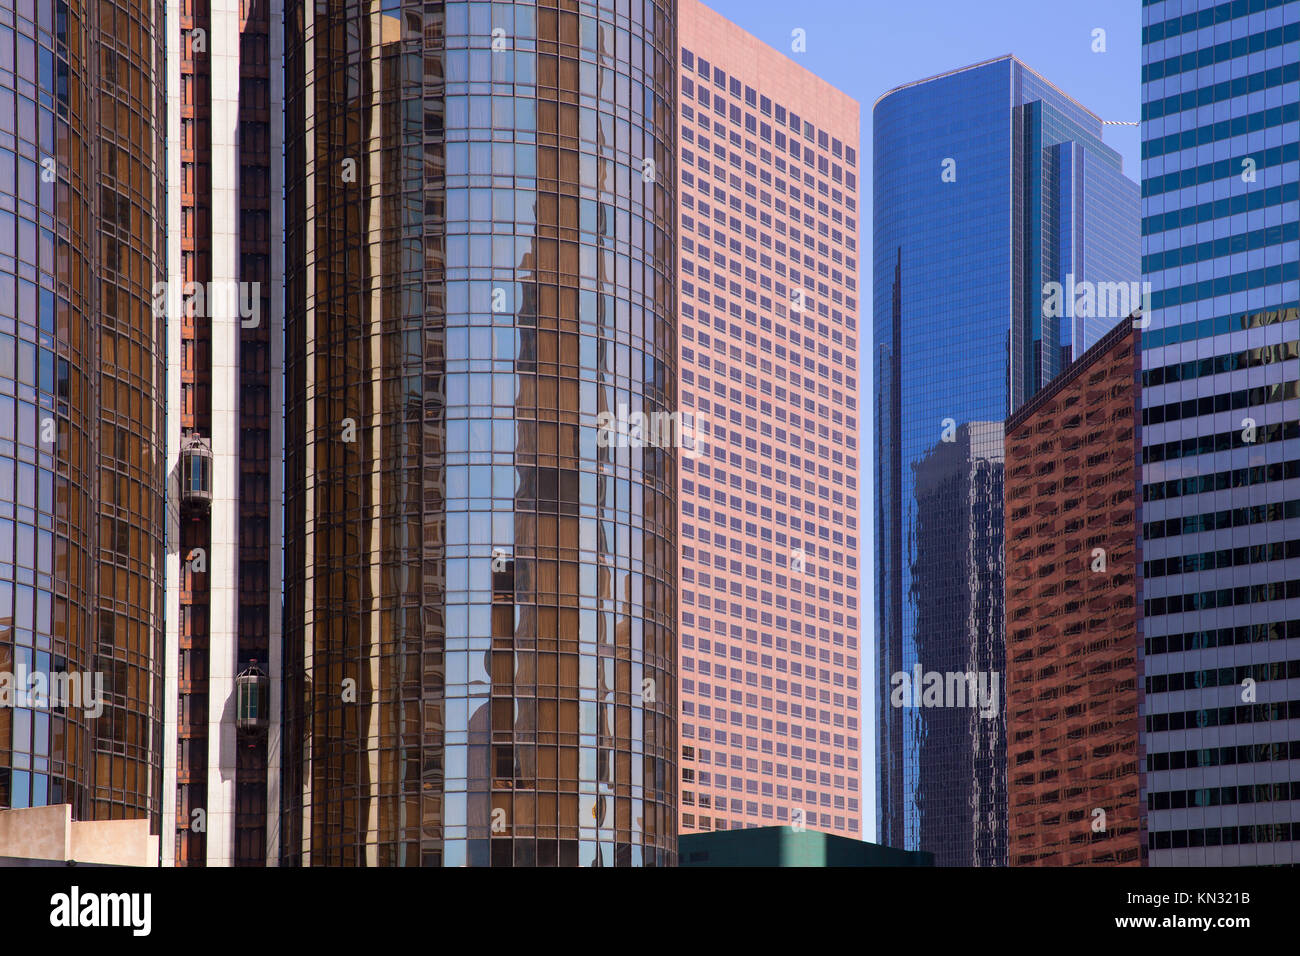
[
  {"xmin": 0, "ymin": 0, "xmax": 167, "ymax": 828},
  {"xmin": 283, "ymin": 0, "xmax": 678, "ymax": 866},
  {"xmin": 873, "ymin": 56, "xmax": 1138, "ymax": 866}
]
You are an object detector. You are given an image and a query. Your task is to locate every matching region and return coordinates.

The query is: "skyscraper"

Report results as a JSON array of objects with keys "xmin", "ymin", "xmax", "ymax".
[
  {"xmin": 1005, "ymin": 317, "xmax": 1143, "ymax": 867},
  {"xmin": 674, "ymin": 0, "xmax": 864, "ymax": 838},
  {"xmin": 907, "ymin": 420, "xmax": 1005, "ymax": 863},
  {"xmin": 281, "ymin": 0, "xmax": 679, "ymax": 867},
  {"xmin": 0, "ymin": 0, "xmax": 167, "ymax": 834},
  {"xmin": 161, "ymin": 0, "xmax": 285, "ymax": 868},
  {"xmin": 1139, "ymin": 0, "xmax": 1300, "ymax": 865},
  {"xmin": 874, "ymin": 56, "xmax": 1140, "ymax": 865}
]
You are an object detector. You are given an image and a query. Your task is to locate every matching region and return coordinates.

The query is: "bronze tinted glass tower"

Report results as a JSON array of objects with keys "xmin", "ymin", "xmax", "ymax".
[
  {"xmin": 0, "ymin": 0, "xmax": 167, "ymax": 830},
  {"xmin": 283, "ymin": 0, "xmax": 678, "ymax": 866}
]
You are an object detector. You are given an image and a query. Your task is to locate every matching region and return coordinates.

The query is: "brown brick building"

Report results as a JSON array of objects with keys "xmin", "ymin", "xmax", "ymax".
[{"xmin": 1005, "ymin": 317, "xmax": 1143, "ymax": 866}]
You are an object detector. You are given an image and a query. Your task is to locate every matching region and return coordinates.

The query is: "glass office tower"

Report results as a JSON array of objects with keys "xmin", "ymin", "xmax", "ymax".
[
  {"xmin": 282, "ymin": 0, "xmax": 678, "ymax": 866},
  {"xmin": 1139, "ymin": 0, "xmax": 1300, "ymax": 865},
  {"xmin": 0, "ymin": 1, "xmax": 167, "ymax": 827},
  {"xmin": 874, "ymin": 56, "xmax": 1139, "ymax": 865}
]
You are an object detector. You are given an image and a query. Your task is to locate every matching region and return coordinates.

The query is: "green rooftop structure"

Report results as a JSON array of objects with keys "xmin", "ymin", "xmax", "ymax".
[{"xmin": 679, "ymin": 826, "xmax": 934, "ymax": 867}]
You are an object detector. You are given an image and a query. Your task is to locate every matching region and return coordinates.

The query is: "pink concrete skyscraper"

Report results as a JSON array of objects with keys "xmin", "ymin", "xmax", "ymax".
[{"xmin": 675, "ymin": 0, "xmax": 863, "ymax": 837}]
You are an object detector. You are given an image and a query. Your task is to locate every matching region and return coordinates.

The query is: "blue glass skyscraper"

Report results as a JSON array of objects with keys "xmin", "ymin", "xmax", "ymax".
[
  {"xmin": 874, "ymin": 56, "xmax": 1140, "ymax": 866},
  {"xmin": 1140, "ymin": 0, "xmax": 1300, "ymax": 865}
]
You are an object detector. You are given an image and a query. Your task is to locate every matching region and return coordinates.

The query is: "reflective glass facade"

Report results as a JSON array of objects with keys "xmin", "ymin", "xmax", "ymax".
[
  {"xmin": 874, "ymin": 56, "xmax": 1139, "ymax": 865},
  {"xmin": 1140, "ymin": 0, "xmax": 1300, "ymax": 865},
  {"xmin": 283, "ymin": 0, "xmax": 678, "ymax": 866},
  {"xmin": 0, "ymin": 0, "xmax": 167, "ymax": 828}
]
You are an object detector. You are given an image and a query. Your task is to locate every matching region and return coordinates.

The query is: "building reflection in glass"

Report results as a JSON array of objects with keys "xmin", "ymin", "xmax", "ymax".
[
  {"xmin": 874, "ymin": 57, "xmax": 1137, "ymax": 866},
  {"xmin": 283, "ymin": 0, "xmax": 677, "ymax": 866},
  {"xmin": 0, "ymin": 0, "xmax": 167, "ymax": 833},
  {"xmin": 909, "ymin": 422, "xmax": 1005, "ymax": 867}
]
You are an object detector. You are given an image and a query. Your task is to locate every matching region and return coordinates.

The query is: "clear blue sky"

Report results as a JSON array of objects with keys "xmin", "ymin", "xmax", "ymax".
[{"xmin": 695, "ymin": 0, "xmax": 1142, "ymax": 841}]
